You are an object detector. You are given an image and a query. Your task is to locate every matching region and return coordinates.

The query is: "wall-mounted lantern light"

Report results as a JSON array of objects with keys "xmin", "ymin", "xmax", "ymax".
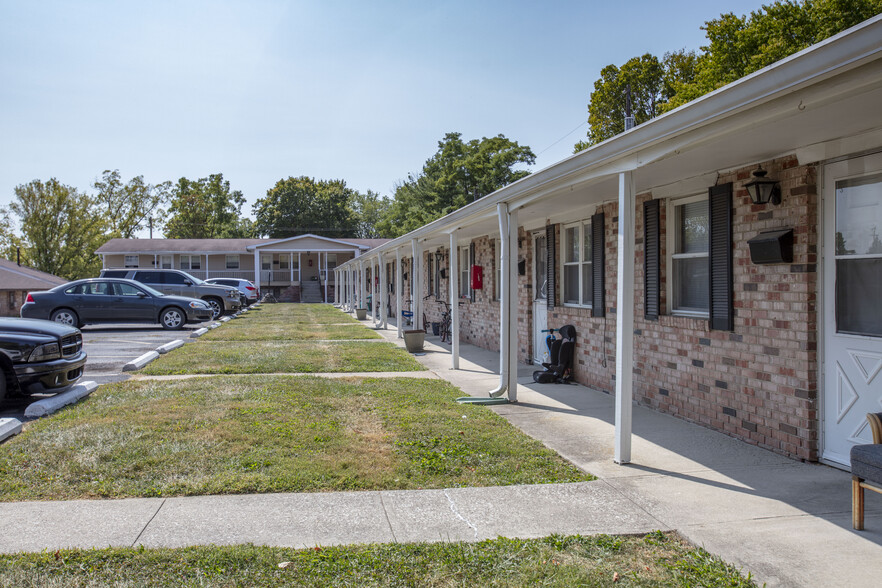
[{"xmin": 744, "ymin": 165, "xmax": 781, "ymax": 205}]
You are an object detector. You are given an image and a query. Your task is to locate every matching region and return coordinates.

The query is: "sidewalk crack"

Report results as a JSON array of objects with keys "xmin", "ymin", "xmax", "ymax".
[
  {"xmin": 379, "ymin": 494, "xmax": 398, "ymax": 543},
  {"xmin": 132, "ymin": 498, "xmax": 166, "ymax": 547},
  {"xmin": 444, "ymin": 490, "xmax": 478, "ymax": 540}
]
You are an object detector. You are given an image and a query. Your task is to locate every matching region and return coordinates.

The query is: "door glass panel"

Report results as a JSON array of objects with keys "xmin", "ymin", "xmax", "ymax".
[
  {"xmin": 835, "ymin": 172, "xmax": 882, "ymax": 337},
  {"xmin": 535, "ymin": 236, "xmax": 547, "ymax": 300}
]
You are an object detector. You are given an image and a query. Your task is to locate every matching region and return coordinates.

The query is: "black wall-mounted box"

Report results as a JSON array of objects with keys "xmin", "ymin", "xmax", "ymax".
[{"xmin": 747, "ymin": 228, "xmax": 793, "ymax": 264}]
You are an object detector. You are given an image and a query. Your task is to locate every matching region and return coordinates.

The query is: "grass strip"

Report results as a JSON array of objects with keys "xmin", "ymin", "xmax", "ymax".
[
  {"xmin": 0, "ymin": 533, "xmax": 756, "ymax": 587},
  {"xmin": 139, "ymin": 340, "xmax": 422, "ymax": 374},
  {"xmin": 202, "ymin": 321, "xmax": 381, "ymax": 341},
  {"xmin": 242, "ymin": 303, "xmax": 360, "ymax": 324},
  {"xmin": 0, "ymin": 377, "xmax": 589, "ymax": 500}
]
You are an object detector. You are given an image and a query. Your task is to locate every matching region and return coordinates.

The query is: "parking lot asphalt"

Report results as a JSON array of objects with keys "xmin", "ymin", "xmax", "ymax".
[{"xmin": 0, "ymin": 322, "xmax": 210, "ymax": 420}]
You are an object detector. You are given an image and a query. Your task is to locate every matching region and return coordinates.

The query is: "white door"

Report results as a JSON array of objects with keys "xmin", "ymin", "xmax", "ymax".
[
  {"xmin": 533, "ymin": 233, "xmax": 549, "ymax": 365},
  {"xmin": 822, "ymin": 153, "xmax": 882, "ymax": 466}
]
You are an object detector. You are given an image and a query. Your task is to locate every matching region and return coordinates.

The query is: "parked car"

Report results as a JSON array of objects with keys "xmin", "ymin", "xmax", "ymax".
[
  {"xmin": 0, "ymin": 317, "xmax": 87, "ymax": 400},
  {"xmin": 99, "ymin": 269, "xmax": 241, "ymax": 319},
  {"xmin": 204, "ymin": 277, "xmax": 260, "ymax": 306},
  {"xmin": 20, "ymin": 278, "xmax": 214, "ymax": 330}
]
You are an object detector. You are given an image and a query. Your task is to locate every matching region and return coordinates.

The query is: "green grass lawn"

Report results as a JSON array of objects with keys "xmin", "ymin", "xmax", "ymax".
[
  {"xmin": 139, "ymin": 340, "xmax": 422, "ymax": 374},
  {"xmin": 0, "ymin": 533, "xmax": 756, "ymax": 587},
  {"xmin": 0, "ymin": 377, "xmax": 590, "ymax": 500},
  {"xmin": 201, "ymin": 320, "xmax": 380, "ymax": 341},
  {"xmin": 242, "ymin": 303, "xmax": 359, "ymax": 324}
]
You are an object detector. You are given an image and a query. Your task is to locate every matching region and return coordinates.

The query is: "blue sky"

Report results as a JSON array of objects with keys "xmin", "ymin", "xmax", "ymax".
[{"xmin": 0, "ymin": 0, "xmax": 767, "ymax": 229}]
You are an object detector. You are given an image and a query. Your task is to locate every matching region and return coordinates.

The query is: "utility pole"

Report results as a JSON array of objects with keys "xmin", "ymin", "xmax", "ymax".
[
  {"xmin": 148, "ymin": 217, "xmax": 154, "ymax": 239},
  {"xmin": 624, "ymin": 84, "xmax": 636, "ymax": 131}
]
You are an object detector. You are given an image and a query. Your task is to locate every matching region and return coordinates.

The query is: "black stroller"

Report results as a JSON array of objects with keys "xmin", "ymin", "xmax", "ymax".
[{"xmin": 532, "ymin": 325, "xmax": 576, "ymax": 384}]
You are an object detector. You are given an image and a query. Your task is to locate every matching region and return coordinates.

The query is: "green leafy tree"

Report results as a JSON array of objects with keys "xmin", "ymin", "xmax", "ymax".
[
  {"xmin": 351, "ymin": 190, "xmax": 392, "ymax": 238},
  {"xmin": 379, "ymin": 133, "xmax": 535, "ymax": 237},
  {"xmin": 163, "ymin": 174, "xmax": 255, "ymax": 239},
  {"xmin": 93, "ymin": 169, "xmax": 170, "ymax": 238},
  {"xmin": 7, "ymin": 179, "xmax": 105, "ymax": 279},
  {"xmin": 253, "ymin": 176, "xmax": 356, "ymax": 239},
  {"xmin": 577, "ymin": 0, "xmax": 882, "ymax": 148},
  {"xmin": 0, "ymin": 208, "xmax": 24, "ymax": 263}
]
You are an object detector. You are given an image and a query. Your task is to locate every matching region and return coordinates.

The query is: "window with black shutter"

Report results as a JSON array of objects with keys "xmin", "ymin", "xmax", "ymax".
[
  {"xmin": 469, "ymin": 242, "xmax": 476, "ymax": 302},
  {"xmin": 708, "ymin": 183, "xmax": 733, "ymax": 330},
  {"xmin": 644, "ymin": 200, "xmax": 660, "ymax": 321},
  {"xmin": 592, "ymin": 212, "xmax": 605, "ymax": 317},
  {"xmin": 546, "ymin": 224, "xmax": 556, "ymax": 310}
]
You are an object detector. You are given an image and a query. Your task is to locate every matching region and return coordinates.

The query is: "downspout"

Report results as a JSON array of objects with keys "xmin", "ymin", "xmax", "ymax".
[{"xmin": 489, "ymin": 202, "xmax": 511, "ymax": 398}]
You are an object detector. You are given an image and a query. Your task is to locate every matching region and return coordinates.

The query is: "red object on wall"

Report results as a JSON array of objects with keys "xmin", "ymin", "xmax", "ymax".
[{"xmin": 471, "ymin": 265, "xmax": 483, "ymax": 290}]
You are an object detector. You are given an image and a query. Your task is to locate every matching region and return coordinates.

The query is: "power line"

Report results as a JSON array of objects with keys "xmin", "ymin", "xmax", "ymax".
[{"xmin": 536, "ymin": 120, "xmax": 589, "ymax": 156}]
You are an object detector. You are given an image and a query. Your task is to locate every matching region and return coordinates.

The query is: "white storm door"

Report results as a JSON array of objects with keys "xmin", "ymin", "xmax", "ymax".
[
  {"xmin": 533, "ymin": 233, "xmax": 549, "ymax": 365},
  {"xmin": 822, "ymin": 153, "xmax": 882, "ymax": 466}
]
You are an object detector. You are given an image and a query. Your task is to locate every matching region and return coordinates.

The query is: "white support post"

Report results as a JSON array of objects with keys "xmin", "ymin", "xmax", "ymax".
[
  {"xmin": 615, "ymin": 170, "xmax": 635, "ymax": 464},
  {"xmin": 290, "ymin": 253, "xmax": 294, "ymax": 284},
  {"xmin": 253, "ymin": 250, "xmax": 260, "ymax": 292},
  {"xmin": 506, "ymin": 207, "xmax": 519, "ymax": 402},
  {"xmin": 449, "ymin": 231, "xmax": 460, "ymax": 369},
  {"xmin": 379, "ymin": 254, "xmax": 388, "ymax": 329},
  {"xmin": 411, "ymin": 239, "xmax": 421, "ymax": 331},
  {"xmin": 359, "ymin": 261, "xmax": 367, "ymax": 310},
  {"xmin": 323, "ymin": 253, "xmax": 328, "ymax": 303},
  {"xmin": 396, "ymin": 249, "xmax": 403, "ymax": 338},
  {"xmin": 372, "ymin": 259, "xmax": 379, "ymax": 324}
]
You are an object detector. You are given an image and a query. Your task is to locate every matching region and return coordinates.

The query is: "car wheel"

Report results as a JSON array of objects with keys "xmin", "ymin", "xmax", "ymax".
[
  {"xmin": 50, "ymin": 308, "xmax": 79, "ymax": 327},
  {"xmin": 160, "ymin": 307, "xmax": 185, "ymax": 330},
  {"xmin": 203, "ymin": 297, "xmax": 222, "ymax": 320}
]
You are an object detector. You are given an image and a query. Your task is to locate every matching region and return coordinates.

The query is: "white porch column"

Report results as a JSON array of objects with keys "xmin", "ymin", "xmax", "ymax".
[
  {"xmin": 359, "ymin": 261, "xmax": 367, "ymax": 310},
  {"xmin": 323, "ymin": 253, "xmax": 328, "ymax": 303},
  {"xmin": 395, "ymin": 248, "xmax": 403, "ymax": 338},
  {"xmin": 297, "ymin": 253, "xmax": 302, "ymax": 284},
  {"xmin": 506, "ymin": 207, "xmax": 519, "ymax": 402},
  {"xmin": 449, "ymin": 230, "xmax": 460, "ymax": 369},
  {"xmin": 379, "ymin": 254, "xmax": 388, "ymax": 329},
  {"xmin": 290, "ymin": 253, "xmax": 294, "ymax": 284},
  {"xmin": 253, "ymin": 249, "xmax": 260, "ymax": 291},
  {"xmin": 411, "ymin": 239, "xmax": 421, "ymax": 331},
  {"xmin": 615, "ymin": 170, "xmax": 635, "ymax": 464}
]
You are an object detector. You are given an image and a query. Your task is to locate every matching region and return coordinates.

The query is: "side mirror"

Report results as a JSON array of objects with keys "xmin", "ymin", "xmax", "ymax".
[
  {"xmin": 184, "ymin": 280, "xmax": 192, "ymax": 286},
  {"xmin": 138, "ymin": 292, "xmax": 147, "ymax": 298}
]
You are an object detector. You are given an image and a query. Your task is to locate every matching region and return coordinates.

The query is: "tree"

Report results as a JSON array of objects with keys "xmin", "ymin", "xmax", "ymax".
[
  {"xmin": 351, "ymin": 190, "xmax": 392, "ymax": 239},
  {"xmin": 163, "ymin": 174, "xmax": 255, "ymax": 239},
  {"xmin": 7, "ymin": 179, "xmax": 105, "ymax": 279},
  {"xmin": 379, "ymin": 133, "xmax": 535, "ymax": 237},
  {"xmin": 253, "ymin": 176, "xmax": 357, "ymax": 239},
  {"xmin": 92, "ymin": 170, "xmax": 170, "ymax": 238},
  {"xmin": 0, "ymin": 208, "xmax": 24, "ymax": 263},
  {"xmin": 576, "ymin": 0, "xmax": 882, "ymax": 148}
]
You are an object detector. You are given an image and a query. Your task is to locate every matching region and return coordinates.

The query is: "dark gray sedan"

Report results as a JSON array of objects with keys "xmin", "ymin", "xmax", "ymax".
[{"xmin": 20, "ymin": 278, "xmax": 214, "ymax": 330}]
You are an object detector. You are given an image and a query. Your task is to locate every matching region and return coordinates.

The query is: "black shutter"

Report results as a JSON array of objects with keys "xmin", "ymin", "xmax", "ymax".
[
  {"xmin": 469, "ymin": 242, "xmax": 476, "ymax": 302},
  {"xmin": 708, "ymin": 183, "xmax": 733, "ymax": 331},
  {"xmin": 592, "ymin": 212, "xmax": 605, "ymax": 317},
  {"xmin": 546, "ymin": 224, "xmax": 556, "ymax": 310},
  {"xmin": 644, "ymin": 199, "xmax": 660, "ymax": 321}
]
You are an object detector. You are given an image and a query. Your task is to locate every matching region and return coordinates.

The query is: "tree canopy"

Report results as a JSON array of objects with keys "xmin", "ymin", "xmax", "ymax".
[
  {"xmin": 93, "ymin": 169, "xmax": 169, "ymax": 239},
  {"xmin": 253, "ymin": 176, "xmax": 357, "ymax": 239},
  {"xmin": 163, "ymin": 174, "xmax": 255, "ymax": 239},
  {"xmin": 378, "ymin": 132, "xmax": 535, "ymax": 237},
  {"xmin": 5, "ymin": 179, "xmax": 105, "ymax": 279},
  {"xmin": 576, "ymin": 0, "xmax": 882, "ymax": 151}
]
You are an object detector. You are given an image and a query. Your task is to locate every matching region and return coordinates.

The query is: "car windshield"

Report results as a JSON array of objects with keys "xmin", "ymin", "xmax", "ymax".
[{"xmin": 177, "ymin": 270, "xmax": 204, "ymax": 285}]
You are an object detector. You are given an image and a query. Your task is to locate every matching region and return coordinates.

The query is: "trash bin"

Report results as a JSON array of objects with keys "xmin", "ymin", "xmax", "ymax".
[{"xmin": 431, "ymin": 322, "xmax": 440, "ymax": 336}]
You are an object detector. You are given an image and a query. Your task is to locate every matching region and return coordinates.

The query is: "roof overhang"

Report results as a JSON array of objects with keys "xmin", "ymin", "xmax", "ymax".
[{"xmin": 337, "ymin": 15, "xmax": 882, "ymax": 268}]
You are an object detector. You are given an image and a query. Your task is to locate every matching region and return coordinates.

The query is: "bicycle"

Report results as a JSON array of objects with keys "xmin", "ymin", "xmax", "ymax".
[
  {"xmin": 401, "ymin": 299, "xmax": 413, "ymax": 327},
  {"xmin": 437, "ymin": 300, "xmax": 452, "ymax": 344}
]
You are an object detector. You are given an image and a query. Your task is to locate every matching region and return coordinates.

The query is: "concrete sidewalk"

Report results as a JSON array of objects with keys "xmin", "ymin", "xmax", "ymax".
[{"xmin": 1, "ymin": 313, "xmax": 881, "ymax": 587}]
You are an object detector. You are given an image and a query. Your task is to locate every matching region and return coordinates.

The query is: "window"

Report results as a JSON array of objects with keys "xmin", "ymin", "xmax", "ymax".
[
  {"xmin": 180, "ymin": 255, "xmax": 201, "ymax": 270},
  {"xmin": 124, "ymin": 255, "xmax": 139, "ymax": 268},
  {"xmin": 261, "ymin": 255, "xmax": 271, "ymax": 271},
  {"xmin": 326, "ymin": 254, "xmax": 337, "ymax": 270},
  {"xmin": 159, "ymin": 255, "xmax": 172, "ymax": 269},
  {"xmin": 427, "ymin": 253, "xmax": 434, "ymax": 297},
  {"xmin": 134, "ymin": 271, "xmax": 164, "ymax": 284},
  {"xmin": 279, "ymin": 254, "xmax": 289, "ymax": 270},
  {"xmin": 115, "ymin": 282, "xmax": 145, "ymax": 296},
  {"xmin": 561, "ymin": 221, "xmax": 593, "ymax": 306},
  {"xmin": 8, "ymin": 291, "xmax": 16, "ymax": 309},
  {"xmin": 670, "ymin": 196, "xmax": 709, "ymax": 315},
  {"xmin": 458, "ymin": 246, "xmax": 470, "ymax": 298},
  {"xmin": 163, "ymin": 272, "xmax": 189, "ymax": 285},
  {"xmin": 226, "ymin": 255, "xmax": 240, "ymax": 270}
]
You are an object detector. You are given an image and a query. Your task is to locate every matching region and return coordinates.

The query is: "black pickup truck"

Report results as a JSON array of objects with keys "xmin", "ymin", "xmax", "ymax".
[{"xmin": 0, "ymin": 318, "xmax": 87, "ymax": 401}]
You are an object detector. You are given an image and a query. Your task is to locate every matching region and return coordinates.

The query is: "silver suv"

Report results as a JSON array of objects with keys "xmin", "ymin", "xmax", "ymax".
[{"xmin": 99, "ymin": 269, "xmax": 241, "ymax": 319}]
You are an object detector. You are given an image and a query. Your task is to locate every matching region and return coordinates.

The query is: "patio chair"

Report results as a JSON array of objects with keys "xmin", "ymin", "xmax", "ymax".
[{"xmin": 851, "ymin": 412, "xmax": 882, "ymax": 530}]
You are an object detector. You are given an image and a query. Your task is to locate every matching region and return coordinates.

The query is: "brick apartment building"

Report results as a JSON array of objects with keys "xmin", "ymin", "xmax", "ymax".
[{"xmin": 337, "ymin": 16, "xmax": 882, "ymax": 469}]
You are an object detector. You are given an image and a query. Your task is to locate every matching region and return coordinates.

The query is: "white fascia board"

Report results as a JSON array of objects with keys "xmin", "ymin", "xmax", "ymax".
[{"xmin": 245, "ymin": 234, "xmax": 370, "ymax": 251}]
